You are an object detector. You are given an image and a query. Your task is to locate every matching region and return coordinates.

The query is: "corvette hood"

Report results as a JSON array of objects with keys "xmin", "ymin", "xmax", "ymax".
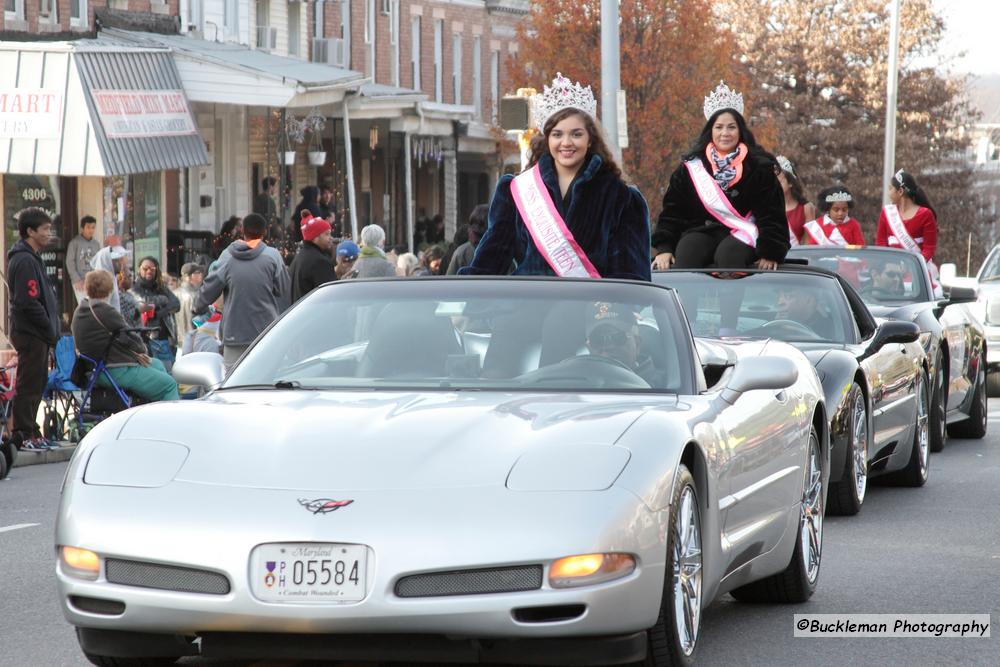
[{"xmin": 114, "ymin": 391, "xmax": 673, "ymax": 491}]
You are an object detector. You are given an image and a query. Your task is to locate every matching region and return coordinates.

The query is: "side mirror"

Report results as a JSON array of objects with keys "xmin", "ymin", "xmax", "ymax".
[
  {"xmin": 721, "ymin": 355, "xmax": 798, "ymax": 404},
  {"xmin": 867, "ymin": 320, "xmax": 920, "ymax": 355},
  {"xmin": 944, "ymin": 285, "xmax": 978, "ymax": 305},
  {"xmin": 939, "ymin": 263, "xmax": 957, "ymax": 285},
  {"xmin": 172, "ymin": 352, "xmax": 225, "ymax": 389}
]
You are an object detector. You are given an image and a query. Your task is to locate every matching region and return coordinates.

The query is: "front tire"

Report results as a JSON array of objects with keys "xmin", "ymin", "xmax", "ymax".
[
  {"xmin": 929, "ymin": 350, "xmax": 948, "ymax": 452},
  {"xmin": 885, "ymin": 369, "xmax": 930, "ymax": 487},
  {"xmin": 987, "ymin": 370, "xmax": 1000, "ymax": 398},
  {"xmin": 948, "ymin": 350, "xmax": 987, "ymax": 439},
  {"xmin": 644, "ymin": 464, "xmax": 701, "ymax": 667},
  {"xmin": 827, "ymin": 384, "xmax": 868, "ymax": 516},
  {"xmin": 730, "ymin": 427, "xmax": 823, "ymax": 603}
]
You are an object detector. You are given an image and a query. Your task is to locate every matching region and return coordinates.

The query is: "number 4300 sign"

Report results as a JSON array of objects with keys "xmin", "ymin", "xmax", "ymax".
[{"xmin": 21, "ymin": 188, "xmax": 49, "ymax": 202}]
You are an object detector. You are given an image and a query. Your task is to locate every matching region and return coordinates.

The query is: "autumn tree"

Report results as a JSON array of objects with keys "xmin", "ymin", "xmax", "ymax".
[
  {"xmin": 510, "ymin": 0, "xmax": 751, "ymax": 207},
  {"xmin": 719, "ymin": 0, "xmax": 989, "ymax": 267}
]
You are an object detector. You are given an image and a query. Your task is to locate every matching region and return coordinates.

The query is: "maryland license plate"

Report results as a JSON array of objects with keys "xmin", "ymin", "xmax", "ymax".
[{"xmin": 251, "ymin": 543, "xmax": 367, "ymax": 603}]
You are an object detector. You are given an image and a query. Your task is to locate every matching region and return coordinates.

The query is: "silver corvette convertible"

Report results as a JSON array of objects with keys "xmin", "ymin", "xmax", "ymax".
[{"xmin": 57, "ymin": 278, "xmax": 828, "ymax": 666}]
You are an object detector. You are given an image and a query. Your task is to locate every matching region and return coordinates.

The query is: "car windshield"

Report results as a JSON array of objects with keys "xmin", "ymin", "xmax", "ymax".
[
  {"xmin": 787, "ymin": 248, "xmax": 930, "ymax": 305},
  {"xmin": 978, "ymin": 247, "xmax": 1000, "ymax": 282},
  {"xmin": 653, "ymin": 271, "xmax": 857, "ymax": 344},
  {"xmin": 224, "ymin": 279, "xmax": 694, "ymax": 394}
]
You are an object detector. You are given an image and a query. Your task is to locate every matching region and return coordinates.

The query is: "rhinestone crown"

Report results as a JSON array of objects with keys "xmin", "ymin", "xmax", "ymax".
[
  {"xmin": 532, "ymin": 72, "xmax": 598, "ymax": 130},
  {"xmin": 825, "ymin": 191, "xmax": 853, "ymax": 203},
  {"xmin": 776, "ymin": 155, "xmax": 795, "ymax": 175},
  {"xmin": 703, "ymin": 80, "xmax": 745, "ymax": 120}
]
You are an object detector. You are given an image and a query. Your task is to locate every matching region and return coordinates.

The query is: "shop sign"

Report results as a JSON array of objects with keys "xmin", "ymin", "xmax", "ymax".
[
  {"xmin": 91, "ymin": 89, "xmax": 197, "ymax": 139},
  {"xmin": 0, "ymin": 89, "xmax": 63, "ymax": 139}
]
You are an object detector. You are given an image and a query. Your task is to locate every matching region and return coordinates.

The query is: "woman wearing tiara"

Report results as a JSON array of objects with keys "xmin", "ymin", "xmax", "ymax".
[
  {"xmin": 876, "ymin": 169, "xmax": 938, "ymax": 263},
  {"xmin": 651, "ymin": 81, "xmax": 787, "ymax": 271},
  {"xmin": 775, "ymin": 155, "xmax": 815, "ymax": 246},
  {"xmin": 802, "ymin": 186, "xmax": 865, "ymax": 246},
  {"xmin": 459, "ymin": 73, "xmax": 650, "ymax": 280}
]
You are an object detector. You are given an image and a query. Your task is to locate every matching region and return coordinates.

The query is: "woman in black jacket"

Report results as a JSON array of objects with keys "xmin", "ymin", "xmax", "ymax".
[
  {"xmin": 652, "ymin": 82, "xmax": 787, "ymax": 271},
  {"xmin": 130, "ymin": 256, "xmax": 180, "ymax": 370}
]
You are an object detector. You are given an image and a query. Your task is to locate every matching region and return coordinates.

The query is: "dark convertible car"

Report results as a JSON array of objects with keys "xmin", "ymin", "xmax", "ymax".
[
  {"xmin": 654, "ymin": 267, "xmax": 927, "ymax": 516},
  {"xmin": 787, "ymin": 246, "xmax": 987, "ymax": 452}
]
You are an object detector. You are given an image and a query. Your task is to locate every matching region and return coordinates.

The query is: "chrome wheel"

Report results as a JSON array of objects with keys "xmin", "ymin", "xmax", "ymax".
[
  {"xmin": 673, "ymin": 485, "xmax": 702, "ymax": 657},
  {"xmin": 800, "ymin": 435, "xmax": 824, "ymax": 585},
  {"xmin": 916, "ymin": 372, "xmax": 930, "ymax": 477},
  {"xmin": 850, "ymin": 390, "xmax": 868, "ymax": 504}
]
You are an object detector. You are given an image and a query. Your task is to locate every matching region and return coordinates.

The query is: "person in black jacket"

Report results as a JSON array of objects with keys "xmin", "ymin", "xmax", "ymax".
[
  {"xmin": 289, "ymin": 211, "xmax": 336, "ymax": 303},
  {"xmin": 6, "ymin": 208, "xmax": 60, "ymax": 450},
  {"xmin": 290, "ymin": 186, "xmax": 323, "ymax": 245},
  {"xmin": 651, "ymin": 82, "xmax": 787, "ymax": 271}
]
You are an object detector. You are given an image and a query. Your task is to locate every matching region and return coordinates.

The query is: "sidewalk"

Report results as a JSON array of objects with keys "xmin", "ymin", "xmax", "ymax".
[{"xmin": 11, "ymin": 442, "xmax": 76, "ymax": 468}]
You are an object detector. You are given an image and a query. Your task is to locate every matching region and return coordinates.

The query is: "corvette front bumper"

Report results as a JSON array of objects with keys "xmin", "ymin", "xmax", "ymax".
[{"xmin": 57, "ymin": 481, "xmax": 667, "ymax": 642}]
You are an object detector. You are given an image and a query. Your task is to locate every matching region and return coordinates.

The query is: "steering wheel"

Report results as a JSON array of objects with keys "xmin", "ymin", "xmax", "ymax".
[
  {"xmin": 750, "ymin": 319, "xmax": 822, "ymax": 339},
  {"xmin": 517, "ymin": 354, "xmax": 651, "ymax": 389}
]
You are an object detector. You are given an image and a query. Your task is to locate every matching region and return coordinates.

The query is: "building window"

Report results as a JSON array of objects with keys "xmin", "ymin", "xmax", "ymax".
[
  {"xmin": 38, "ymin": 0, "xmax": 56, "ymax": 22},
  {"xmin": 410, "ymin": 16, "xmax": 421, "ymax": 91},
  {"xmin": 223, "ymin": 0, "xmax": 238, "ymax": 40},
  {"xmin": 434, "ymin": 20, "xmax": 443, "ymax": 104},
  {"xmin": 452, "ymin": 33, "xmax": 462, "ymax": 105},
  {"xmin": 70, "ymin": 0, "xmax": 86, "ymax": 27},
  {"xmin": 473, "ymin": 36, "xmax": 482, "ymax": 119},
  {"xmin": 389, "ymin": 0, "xmax": 399, "ymax": 87},
  {"xmin": 289, "ymin": 0, "xmax": 301, "ymax": 57},
  {"xmin": 491, "ymin": 49, "xmax": 500, "ymax": 122},
  {"xmin": 313, "ymin": 0, "xmax": 323, "ymax": 39},
  {"xmin": 364, "ymin": 0, "xmax": 375, "ymax": 78},
  {"xmin": 341, "ymin": 0, "xmax": 351, "ymax": 68}
]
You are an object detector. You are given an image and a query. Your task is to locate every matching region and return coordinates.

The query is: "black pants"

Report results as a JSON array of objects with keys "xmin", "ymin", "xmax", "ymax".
[
  {"xmin": 674, "ymin": 224, "xmax": 758, "ymax": 269},
  {"xmin": 11, "ymin": 331, "xmax": 49, "ymax": 439}
]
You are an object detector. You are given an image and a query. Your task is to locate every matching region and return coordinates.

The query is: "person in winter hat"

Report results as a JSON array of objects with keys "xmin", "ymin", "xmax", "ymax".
[{"xmin": 289, "ymin": 210, "xmax": 335, "ymax": 303}]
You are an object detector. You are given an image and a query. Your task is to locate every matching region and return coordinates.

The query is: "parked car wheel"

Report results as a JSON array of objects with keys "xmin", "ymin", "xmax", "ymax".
[
  {"xmin": 929, "ymin": 350, "xmax": 948, "ymax": 452},
  {"xmin": 987, "ymin": 370, "xmax": 1000, "ymax": 398},
  {"xmin": 643, "ymin": 464, "xmax": 701, "ymax": 667},
  {"xmin": 827, "ymin": 384, "xmax": 868, "ymax": 516},
  {"xmin": 948, "ymin": 351, "xmax": 988, "ymax": 439},
  {"xmin": 885, "ymin": 369, "xmax": 930, "ymax": 487},
  {"xmin": 730, "ymin": 426, "xmax": 823, "ymax": 603}
]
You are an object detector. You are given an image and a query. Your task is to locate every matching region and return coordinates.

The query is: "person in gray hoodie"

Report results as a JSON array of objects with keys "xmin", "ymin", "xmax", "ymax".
[
  {"xmin": 65, "ymin": 215, "xmax": 100, "ymax": 304},
  {"xmin": 194, "ymin": 213, "xmax": 290, "ymax": 371}
]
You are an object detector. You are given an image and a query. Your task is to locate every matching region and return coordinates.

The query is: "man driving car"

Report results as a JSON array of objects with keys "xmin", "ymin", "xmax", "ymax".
[
  {"xmin": 866, "ymin": 258, "xmax": 907, "ymax": 297},
  {"xmin": 586, "ymin": 302, "xmax": 661, "ymax": 385},
  {"xmin": 775, "ymin": 288, "xmax": 831, "ymax": 337}
]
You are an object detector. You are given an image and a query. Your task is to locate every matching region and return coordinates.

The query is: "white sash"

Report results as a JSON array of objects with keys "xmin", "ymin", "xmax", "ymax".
[
  {"xmin": 788, "ymin": 225, "xmax": 799, "ymax": 247},
  {"xmin": 510, "ymin": 165, "xmax": 601, "ymax": 278},
  {"xmin": 804, "ymin": 216, "xmax": 848, "ymax": 247},
  {"xmin": 685, "ymin": 158, "xmax": 758, "ymax": 248},
  {"xmin": 884, "ymin": 204, "xmax": 940, "ymax": 289}
]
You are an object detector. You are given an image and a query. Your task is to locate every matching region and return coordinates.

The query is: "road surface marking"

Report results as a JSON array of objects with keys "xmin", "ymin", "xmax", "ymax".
[{"xmin": 0, "ymin": 523, "xmax": 40, "ymax": 534}]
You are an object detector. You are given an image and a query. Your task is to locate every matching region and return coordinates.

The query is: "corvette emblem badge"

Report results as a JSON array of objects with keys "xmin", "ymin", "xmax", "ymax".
[{"xmin": 299, "ymin": 498, "xmax": 354, "ymax": 514}]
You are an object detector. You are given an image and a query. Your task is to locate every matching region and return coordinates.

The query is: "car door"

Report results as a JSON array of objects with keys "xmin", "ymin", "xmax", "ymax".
[
  {"xmin": 715, "ymin": 355, "xmax": 803, "ymax": 574},
  {"xmin": 861, "ymin": 329, "xmax": 919, "ymax": 453},
  {"xmin": 938, "ymin": 304, "xmax": 973, "ymax": 411}
]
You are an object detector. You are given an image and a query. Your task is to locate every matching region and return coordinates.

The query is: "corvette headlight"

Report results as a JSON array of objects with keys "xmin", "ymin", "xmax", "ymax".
[
  {"xmin": 60, "ymin": 546, "xmax": 101, "ymax": 580},
  {"xmin": 549, "ymin": 553, "xmax": 636, "ymax": 588}
]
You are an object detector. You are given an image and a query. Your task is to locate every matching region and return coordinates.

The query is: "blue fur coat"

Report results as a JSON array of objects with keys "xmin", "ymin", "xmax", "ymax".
[{"xmin": 459, "ymin": 154, "xmax": 651, "ymax": 280}]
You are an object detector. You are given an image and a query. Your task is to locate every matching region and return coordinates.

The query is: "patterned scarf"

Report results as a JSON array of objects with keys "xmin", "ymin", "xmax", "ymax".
[{"xmin": 705, "ymin": 142, "xmax": 749, "ymax": 191}]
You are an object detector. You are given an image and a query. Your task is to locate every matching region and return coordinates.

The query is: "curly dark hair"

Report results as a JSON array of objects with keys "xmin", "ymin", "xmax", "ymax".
[{"xmin": 526, "ymin": 108, "xmax": 622, "ymax": 179}]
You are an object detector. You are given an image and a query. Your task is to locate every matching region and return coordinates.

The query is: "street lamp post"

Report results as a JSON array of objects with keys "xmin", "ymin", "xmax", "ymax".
[
  {"xmin": 600, "ymin": 0, "xmax": 621, "ymax": 163},
  {"xmin": 882, "ymin": 0, "xmax": 901, "ymax": 204}
]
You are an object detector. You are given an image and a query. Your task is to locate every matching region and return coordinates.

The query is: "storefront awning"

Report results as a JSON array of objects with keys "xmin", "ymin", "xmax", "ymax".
[
  {"xmin": 0, "ymin": 40, "xmax": 208, "ymax": 177},
  {"xmin": 101, "ymin": 29, "xmax": 367, "ymax": 109}
]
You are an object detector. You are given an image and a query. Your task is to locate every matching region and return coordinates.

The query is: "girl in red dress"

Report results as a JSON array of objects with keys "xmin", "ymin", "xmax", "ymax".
[
  {"xmin": 803, "ymin": 186, "xmax": 865, "ymax": 246},
  {"xmin": 876, "ymin": 169, "xmax": 937, "ymax": 262},
  {"xmin": 775, "ymin": 155, "xmax": 815, "ymax": 246}
]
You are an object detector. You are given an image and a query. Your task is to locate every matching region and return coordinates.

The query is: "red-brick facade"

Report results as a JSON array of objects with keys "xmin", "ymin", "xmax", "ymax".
[{"xmin": 1, "ymin": 0, "xmax": 180, "ymax": 33}]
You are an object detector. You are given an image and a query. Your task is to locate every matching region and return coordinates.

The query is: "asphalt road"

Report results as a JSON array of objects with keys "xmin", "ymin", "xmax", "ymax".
[{"xmin": 2, "ymin": 403, "xmax": 998, "ymax": 667}]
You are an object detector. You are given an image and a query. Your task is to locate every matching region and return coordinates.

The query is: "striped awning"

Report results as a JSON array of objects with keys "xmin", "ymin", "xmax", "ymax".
[{"xmin": 0, "ymin": 40, "xmax": 208, "ymax": 177}]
